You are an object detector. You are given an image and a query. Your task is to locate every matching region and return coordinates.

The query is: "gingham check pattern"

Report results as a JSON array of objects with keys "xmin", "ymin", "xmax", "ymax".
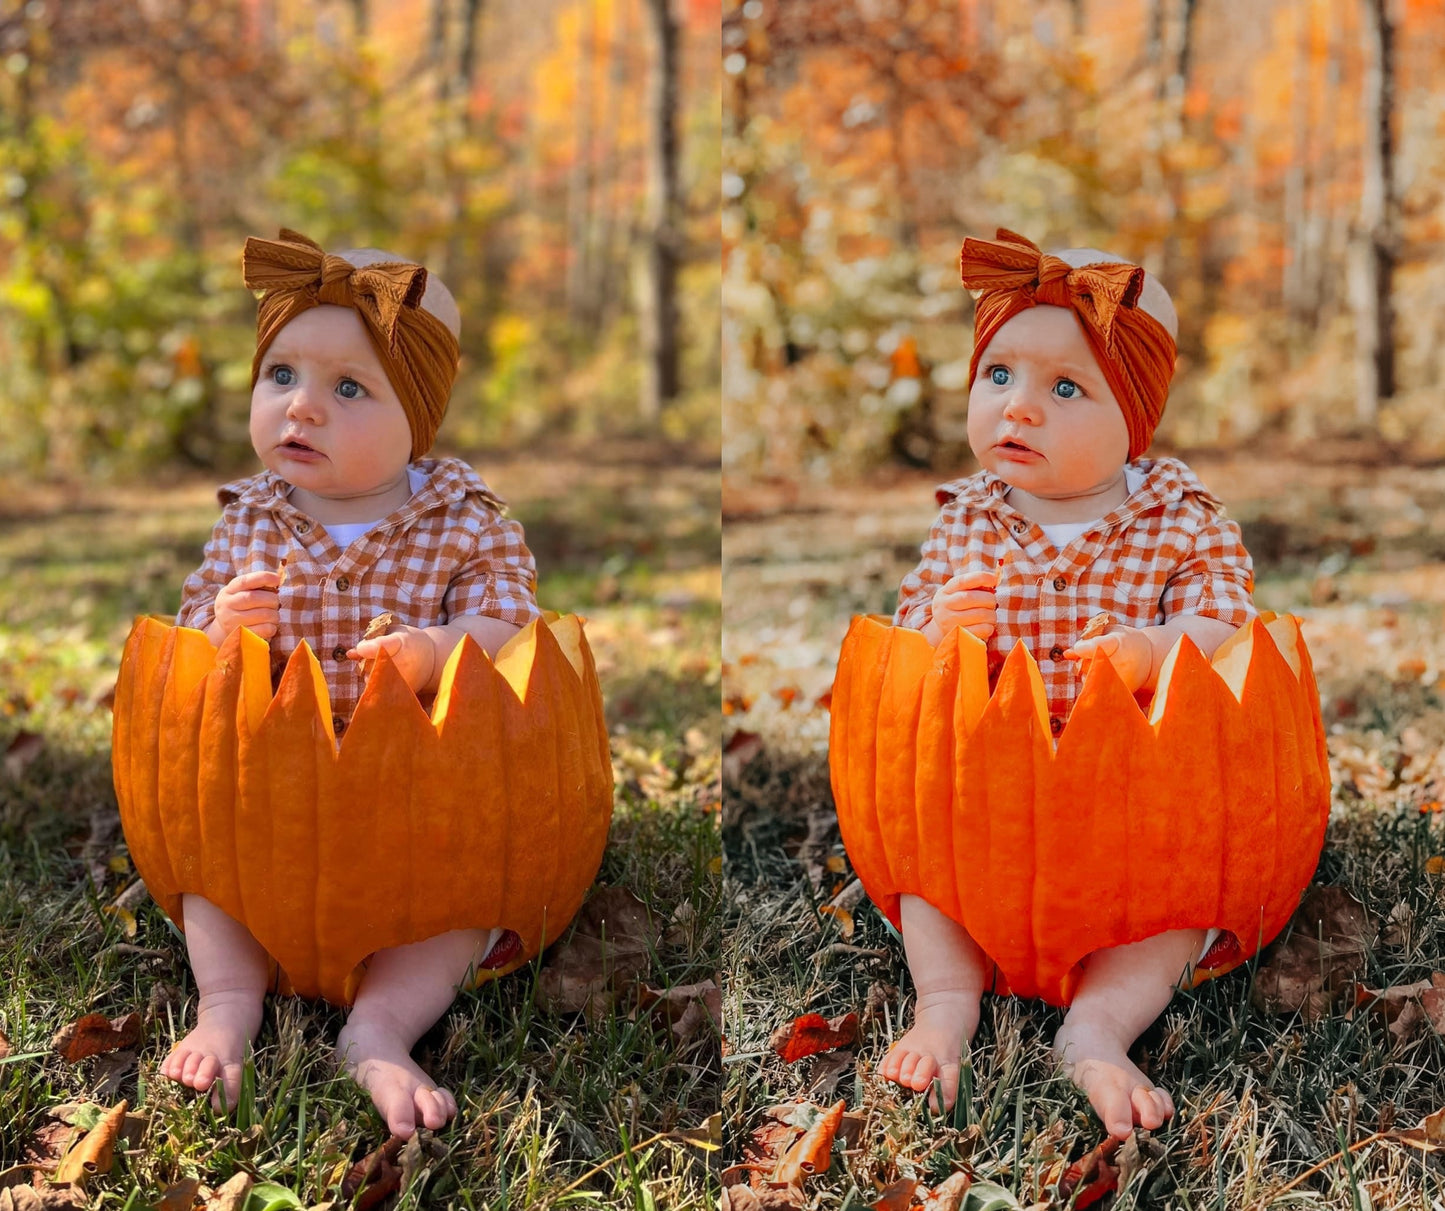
[
  {"xmin": 178, "ymin": 457, "xmax": 540, "ymax": 727},
  {"xmin": 895, "ymin": 457, "xmax": 1256, "ymax": 729}
]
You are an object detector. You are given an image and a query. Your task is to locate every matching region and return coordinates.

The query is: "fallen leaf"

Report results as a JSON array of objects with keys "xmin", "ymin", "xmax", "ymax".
[
  {"xmin": 1114, "ymin": 1131, "xmax": 1166, "ymax": 1196},
  {"xmin": 4, "ymin": 732, "xmax": 43, "ymax": 779},
  {"xmin": 0, "ymin": 1028, "xmax": 10, "ymax": 1060},
  {"xmin": 205, "ymin": 1172, "xmax": 253, "ymax": 1211},
  {"xmin": 818, "ymin": 904, "xmax": 855, "ymax": 939},
  {"xmin": 723, "ymin": 729, "xmax": 764, "ymax": 781},
  {"xmin": 340, "ymin": 1136, "xmax": 405, "ymax": 1211},
  {"xmin": 769, "ymin": 1012, "xmax": 859, "ymax": 1063},
  {"xmin": 773, "ymin": 686, "xmax": 802, "ymax": 709},
  {"xmin": 52, "ymin": 1013, "xmax": 142, "ymax": 1062},
  {"xmin": 1057, "ymin": 1136, "xmax": 1121, "ymax": 1208},
  {"xmin": 152, "ymin": 1177, "xmax": 201, "ymax": 1211},
  {"xmin": 102, "ymin": 906, "xmax": 138, "ymax": 939},
  {"xmin": 719, "ymin": 1187, "xmax": 765, "ymax": 1211},
  {"xmin": 91, "ymin": 1050, "xmax": 136, "ymax": 1101},
  {"xmin": 868, "ymin": 1178, "xmax": 919, "ymax": 1211},
  {"xmin": 771, "ymin": 1100, "xmax": 843, "ymax": 1186},
  {"xmin": 920, "ymin": 1171, "xmax": 973, "ymax": 1209},
  {"xmin": 537, "ymin": 887, "xmax": 660, "ymax": 1018},
  {"xmin": 803, "ymin": 1049, "xmax": 853, "ymax": 1100},
  {"xmin": 51, "ymin": 1099, "xmax": 126, "ymax": 1186},
  {"xmin": 814, "ymin": 689, "xmax": 833, "ymax": 711},
  {"xmin": 1252, "ymin": 885, "xmax": 1377, "ymax": 1018},
  {"xmin": 0, "ymin": 1187, "xmax": 86, "ymax": 1211},
  {"xmin": 397, "ymin": 1130, "xmax": 446, "ymax": 1195},
  {"xmin": 671, "ymin": 1113, "xmax": 723, "ymax": 1151},
  {"xmin": 636, "ymin": 979, "xmax": 722, "ymax": 1045}
]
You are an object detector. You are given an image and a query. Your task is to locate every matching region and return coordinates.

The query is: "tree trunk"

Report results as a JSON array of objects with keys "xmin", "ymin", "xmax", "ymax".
[
  {"xmin": 641, "ymin": 0, "xmax": 682, "ymax": 419},
  {"xmin": 456, "ymin": 0, "xmax": 484, "ymax": 125},
  {"xmin": 1352, "ymin": 0, "xmax": 1396, "ymax": 428},
  {"xmin": 567, "ymin": 0, "xmax": 596, "ymax": 326},
  {"xmin": 350, "ymin": 0, "xmax": 367, "ymax": 39}
]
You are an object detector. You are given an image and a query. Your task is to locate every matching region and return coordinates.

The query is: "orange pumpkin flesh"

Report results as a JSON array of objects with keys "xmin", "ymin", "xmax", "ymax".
[
  {"xmin": 113, "ymin": 615, "xmax": 613, "ymax": 1006},
  {"xmin": 829, "ymin": 615, "xmax": 1330, "ymax": 1005}
]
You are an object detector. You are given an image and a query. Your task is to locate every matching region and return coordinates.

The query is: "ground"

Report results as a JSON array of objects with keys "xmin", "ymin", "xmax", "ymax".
[
  {"xmin": 723, "ymin": 446, "xmax": 1445, "ymax": 1209},
  {"xmin": 0, "ymin": 440, "xmax": 721, "ymax": 1207}
]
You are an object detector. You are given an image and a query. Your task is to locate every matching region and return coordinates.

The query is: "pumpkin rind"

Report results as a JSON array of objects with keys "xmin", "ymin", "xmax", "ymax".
[
  {"xmin": 828, "ymin": 615, "xmax": 1330, "ymax": 1005},
  {"xmin": 112, "ymin": 615, "xmax": 614, "ymax": 1006}
]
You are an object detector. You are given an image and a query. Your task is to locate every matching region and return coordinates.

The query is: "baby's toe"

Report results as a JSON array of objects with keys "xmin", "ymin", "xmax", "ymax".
[
  {"xmin": 903, "ymin": 1052, "xmax": 938, "ymax": 1091},
  {"xmin": 1132, "ymin": 1085, "xmax": 1173, "ymax": 1130},
  {"xmin": 182, "ymin": 1051, "xmax": 215, "ymax": 1088},
  {"xmin": 417, "ymin": 1085, "xmax": 454, "ymax": 1130}
]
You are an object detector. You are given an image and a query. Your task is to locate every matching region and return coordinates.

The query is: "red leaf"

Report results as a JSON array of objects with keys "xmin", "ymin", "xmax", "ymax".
[{"xmin": 769, "ymin": 1013, "xmax": 858, "ymax": 1063}]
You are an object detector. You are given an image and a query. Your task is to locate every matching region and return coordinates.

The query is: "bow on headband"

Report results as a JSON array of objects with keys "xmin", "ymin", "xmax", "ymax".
[
  {"xmin": 243, "ymin": 229, "xmax": 461, "ymax": 458},
  {"xmin": 959, "ymin": 229, "xmax": 1176, "ymax": 459}
]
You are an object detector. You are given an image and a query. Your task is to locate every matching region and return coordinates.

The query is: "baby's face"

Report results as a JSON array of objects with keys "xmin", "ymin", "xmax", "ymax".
[
  {"xmin": 967, "ymin": 305, "xmax": 1130, "ymax": 503},
  {"xmin": 250, "ymin": 305, "xmax": 413, "ymax": 515}
]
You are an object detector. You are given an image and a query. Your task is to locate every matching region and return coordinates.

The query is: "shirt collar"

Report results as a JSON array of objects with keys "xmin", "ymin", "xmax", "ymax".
[
  {"xmin": 934, "ymin": 457, "xmax": 1222, "ymax": 518},
  {"xmin": 217, "ymin": 456, "xmax": 507, "ymax": 518}
]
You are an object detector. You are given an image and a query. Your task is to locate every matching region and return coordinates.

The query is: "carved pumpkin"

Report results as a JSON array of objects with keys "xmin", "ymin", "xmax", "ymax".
[
  {"xmin": 112, "ymin": 614, "xmax": 613, "ymax": 1006},
  {"xmin": 829, "ymin": 614, "xmax": 1330, "ymax": 1005}
]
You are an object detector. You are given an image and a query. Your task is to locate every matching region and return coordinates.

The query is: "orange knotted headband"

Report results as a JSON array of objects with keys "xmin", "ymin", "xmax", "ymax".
[
  {"xmin": 243, "ymin": 229, "xmax": 461, "ymax": 459},
  {"xmin": 961, "ymin": 229, "xmax": 1177, "ymax": 459}
]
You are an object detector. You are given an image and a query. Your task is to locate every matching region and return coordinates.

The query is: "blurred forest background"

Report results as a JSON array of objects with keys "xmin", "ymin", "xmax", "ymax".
[
  {"xmin": 723, "ymin": 0, "xmax": 1442, "ymax": 481},
  {"xmin": 0, "ymin": 0, "xmax": 721, "ymax": 475}
]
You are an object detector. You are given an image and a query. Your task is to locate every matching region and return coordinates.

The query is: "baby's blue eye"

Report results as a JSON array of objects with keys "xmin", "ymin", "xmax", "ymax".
[
  {"xmin": 337, "ymin": 378, "xmax": 363, "ymax": 400},
  {"xmin": 989, "ymin": 366, "xmax": 1010, "ymax": 386},
  {"xmin": 271, "ymin": 366, "xmax": 295, "ymax": 387},
  {"xmin": 1055, "ymin": 378, "xmax": 1079, "ymax": 399}
]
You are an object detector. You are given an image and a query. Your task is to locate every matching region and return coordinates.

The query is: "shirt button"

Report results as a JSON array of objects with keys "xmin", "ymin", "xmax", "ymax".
[
  {"xmin": 1049, "ymin": 645, "xmax": 1065, "ymax": 661},
  {"xmin": 332, "ymin": 645, "xmax": 348, "ymax": 662},
  {"xmin": 335, "ymin": 575, "xmax": 351, "ymax": 591},
  {"xmin": 296, "ymin": 520, "xmax": 310, "ymax": 533},
  {"xmin": 333, "ymin": 716, "xmax": 346, "ymax": 734},
  {"xmin": 1050, "ymin": 716, "xmax": 1063, "ymax": 736},
  {"xmin": 1052, "ymin": 576, "xmax": 1067, "ymax": 591},
  {"xmin": 1013, "ymin": 521, "xmax": 1027, "ymax": 534}
]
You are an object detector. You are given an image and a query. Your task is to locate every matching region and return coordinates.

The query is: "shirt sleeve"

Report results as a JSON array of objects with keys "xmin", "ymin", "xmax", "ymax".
[
  {"xmin": 894, "ymin": 503, "xmax": 963, "ymax": 631},
  {"xmin": 443, "ymin": 507, "xmax": 543, "ymax": 626},
  {"xmin": 1158, "ymin": 508, "xmax": 1257, "ymax": 627},
  {"xmin": 176, "ymin": 512, "xmax": 237, "ymax": 632}
]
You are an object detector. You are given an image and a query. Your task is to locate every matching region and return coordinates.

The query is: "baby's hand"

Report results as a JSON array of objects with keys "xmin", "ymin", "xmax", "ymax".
[
  {"xmin": 928, "ymin": 567, "xmax": 999, "ymax": 643},
  {"xmin": 349, "ymin": 626, "xmax": 437, "ymax": 694},
  {"xmin": 211, "ymin": 570, "xmax": 281, "ymax": 641},
  {"xmin": 1065, "ymin": 626, "xmax": 1153, "ymax": 693}
]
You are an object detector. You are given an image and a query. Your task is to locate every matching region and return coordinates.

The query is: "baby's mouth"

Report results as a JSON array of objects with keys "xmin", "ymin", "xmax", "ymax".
[
  {"xmin": 282, "ymin": 437, "xmax": 317, "ymax": 453},
  {"xmin": 998, "ymin": 438, "xmax": 1037, "ymax": 454}
]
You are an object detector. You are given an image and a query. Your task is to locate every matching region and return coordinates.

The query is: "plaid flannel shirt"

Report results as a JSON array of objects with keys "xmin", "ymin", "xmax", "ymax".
[
  {"xmin": 895, "ymin": 457, "xmax": 1256, "ymax": 733},
  {"xmin": 178, "ymin": 457, "xmax": 540, "ymax": 730}
]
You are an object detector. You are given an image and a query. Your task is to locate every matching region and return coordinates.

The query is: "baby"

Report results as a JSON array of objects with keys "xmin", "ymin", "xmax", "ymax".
[
  {"xmin": 158, "ymin": 230, "xmax": 541, "ymax": 1138},
  {"xmin": 879, "ymin": 230, "xmax": 1255, "ymax": 1137}
]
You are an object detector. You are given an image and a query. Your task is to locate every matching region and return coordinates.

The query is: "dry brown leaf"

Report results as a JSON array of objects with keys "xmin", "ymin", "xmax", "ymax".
[
  {"xmin": 52, "ymin": 1013, "xmax": 142, "ymax": 1062},
  {"xmin": 537, "ymin": 887, "xmax": 660, "ymax": 1018},
  {"xmin": 51, "ymin": 1099, "xmax": 126, "ymax": 1187},
  {"xmin": 0, "ymin": 1187, "xmax": 86, "ymax": 1211},
  {"xmin": 340, "ymin": 1135, "xmax": 405, "ymax": 1211},
  {"xmin": 91, "ymin": 1050, "xmax": 136, "ymax": 1101},
  {"xmin": 4, "ymin": 732, "xmax": 44, "ymax": 779},
  {"xmin": 769, "ymin": 1012, "xmax": 858, "ymax": 1063},
  {"xmin": 635, "ymin": 979, "xmax": 721, "ymax": 1045},
  {"xmin": 920, "ymin": 1171, "xmax": 973, "ymax": 1210},
  {"xmin": 868, "ymin": 1178, "xmax": 919, "ymax": 1211},
  {"xmin": 1252, "ymin": 885, "xmax": 1377, "ymax": 1018},
  {"xmin": 720, "ymin": 1187, "xmax": 766, "ymax": 1211},
  {"xmin": 771, "ymin": 1100, "xmax": 843, "ymax": 1187},
  {"xmin": 205, "ymin": 1172, "xmax": 253, "ymax": 1211},
  {"xmin": 818, "ymin": 904, "xmax": 855, "ymax": 939},
  {"xmin": 153, "ymin": 1177, "xmax": 202, "ymax": 1211},
  {"xmin": 803, "ymin": 1049, "xmax": 853, "ymax": 1100},
  {"xmin": 0, "ymin": 1028, "xmax": 10, "ymax": 1060}
]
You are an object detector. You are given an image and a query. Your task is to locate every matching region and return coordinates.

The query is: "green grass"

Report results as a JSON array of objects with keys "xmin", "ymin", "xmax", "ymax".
[
  {"xmin": 721, "ymin": 459, "xmax": 1445, "ymax": 1210},
  {"xmin": 0, "ymin": 448, "xmax": 721, "ymax": 1207}
]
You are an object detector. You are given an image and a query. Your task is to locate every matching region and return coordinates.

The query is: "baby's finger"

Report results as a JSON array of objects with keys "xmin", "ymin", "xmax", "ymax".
[
  {"xmin": 220, "ymin": 589, "xmax": 281, "ymax": 612},
  {"xmin": 347, "ymin": 635, "xmax": 403, "ymax": 662},
  {"xmin": 1063, "ymin": 634, "xmax": 1121, "ymax": 662},
  {"xmin": 941, "ymin": 568, "xmax": 999, "ymax": 593},
  {"xmin": 228, "ymin": 570, "xmax": 282, "ymax": 592},
  {"xmin": 934, "ymin": 588, "xmax": 999, "ymax": 614}
]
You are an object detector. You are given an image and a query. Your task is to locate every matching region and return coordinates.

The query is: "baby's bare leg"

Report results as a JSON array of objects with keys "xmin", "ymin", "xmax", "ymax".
[
  {"xmin": 878, "ymin": 895, "xmax": 990, "ymax": 1111},
  {"xmin": 337, "ymin": 927, "xmax": 496, "ymax": 1138},
  {"xmin": 1053, "ymin": 928, "xmax": 1205, "ymax": 1138},
  {"xmin": 158, "ymin": 894, "xmax": 270, "ymax": 1112}
]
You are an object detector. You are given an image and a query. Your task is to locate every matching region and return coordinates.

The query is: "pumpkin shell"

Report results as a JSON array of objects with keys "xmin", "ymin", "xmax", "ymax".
[
  {"xmin": 112, "ymin": 614, "xmax": 613, "ymax": 1005},
  {"xmin": 828, "ymin": 614, "xmax": 1330, "ymax": 1005}
]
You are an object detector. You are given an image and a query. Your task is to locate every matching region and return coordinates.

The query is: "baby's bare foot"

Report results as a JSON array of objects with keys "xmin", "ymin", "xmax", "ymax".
[
  {"xmin": 337, "ymin": 1016, "xmax": 457, "ymax": 1138},
  {"xmin": 1054, "ymin": 1013, "xmax": 1174, "ymax": 1138},
  {"xmin": 158, "ymin": 988, "xmax": 263, "ymax": 1113},
  {"xmin": 877, "ymin": 988, "xmax": 982, "ymax": 1111}
]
